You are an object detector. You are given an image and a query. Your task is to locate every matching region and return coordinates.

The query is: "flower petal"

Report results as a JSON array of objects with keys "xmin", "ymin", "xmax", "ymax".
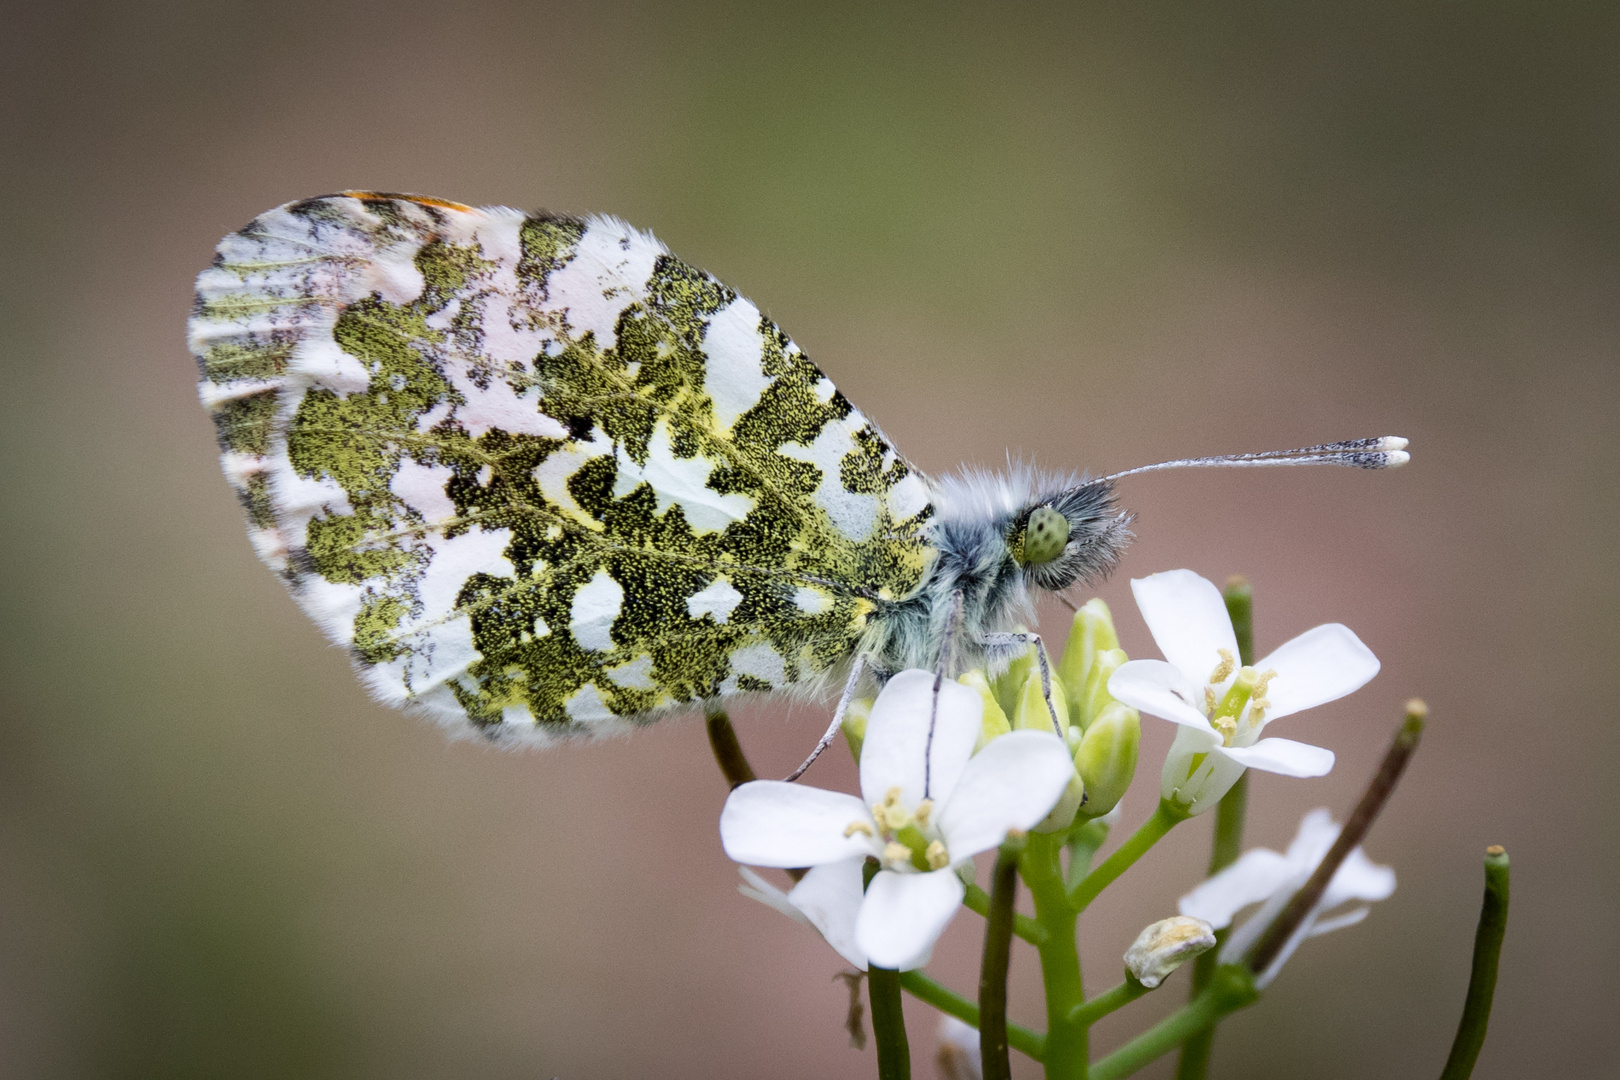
[
  {"xmin": 789, "ymin": 858, "xmax": 869, "ymax": 969},
  {"xmin": 860, "ymin": 669, "xmax": 982, "ymax": 808},
  {"xmin": 1321, "ymin": 848, "xmax": 1397, "ymax": 909},
  {"xmin": 1130, "ymin": 570, "xmax": 1240, "ymax": 684},
  {"xmin": 855, "ymin": 868, "xmax": 966, "ymax": 970},
  {"xmin": 1109, "ymin": 660, "xmax": 1219, "ymax": 732},
  {"xmin": 935, "ymin": 730, "xmax": 1076, "ymax": 858},
  {"xmin": 720, "ymin": 781, "xmax": 878, "ymax": 867},
  {"xmin": 1284, "ymin": 807, "xmax": 1340, "ymax": 865},
  {"xmin": 1178, "ymin": 848, "xmax": 1297, "ymax": 928},
  {"xmin": 737, "ymin": 867, "xmax": 811, "ymax": 926},
  {"xmin": 1254, "ymin": 623, "xmax": 1379, "ymax": 720},
  {"xmin": 1307, "ymin": 906, "xmax": 1371, "ymax": 937},
  {"xmin": 1219, "ymin": 737, "xmax": 1335, "ymax": 777}
]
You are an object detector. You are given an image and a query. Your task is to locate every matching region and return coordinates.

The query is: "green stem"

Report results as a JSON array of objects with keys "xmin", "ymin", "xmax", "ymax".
[
  {"xmin": 1064, "ymin": 815, "xmax": 1113, "ymax": 892},
  {"xmin": 1439, "ymin": 847, "xmax": 1511, "ymax": 1080},
  {"xmin": 980, "ymin": 839, "xmax": 1022, "ymax": 1080},
  {"xmin": 1021, "ymin": 831, "xmax": 1087, "ymax": 1079},
  {"xmin": 1090, "ymin": 966, "xmax": 1259, "ymax": 1080},
  {"xmin": 1178, "ymin": 773, "xmax": 1248, "ymax": 1080},
  {"xmin": 1069, "ymin": 802, "xmax": 1185, "ymax": 912},
  {"xmin": 898, "ymin": 972, "xmax": 1045, "ymax": 1061},
  {"xmin": 1068, "ymin": 976, "xmax": 1150, "ymax": 1027},
  {"xmin": 964, "ymin": 883, "xmax": 1048, "ymax": 944},
  {"xmin": 868, "ymin": 966, "xmax": 911, "ymax": 1080}
]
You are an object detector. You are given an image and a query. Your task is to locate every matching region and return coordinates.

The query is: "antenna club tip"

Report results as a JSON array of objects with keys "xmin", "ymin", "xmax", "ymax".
[
  {"xmin": 1375, "ymin": 436, "xmax": 1409, "ymax": 451},
  {"xmin": 1381, "ymin": 450, "xmax": 1411, "ymax": 469}
]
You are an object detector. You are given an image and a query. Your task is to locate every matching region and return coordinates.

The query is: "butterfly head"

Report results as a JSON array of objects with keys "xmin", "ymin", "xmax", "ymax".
[{"xmin": 1007, "ymin": 481, "xmax": 1132, "ymax": 593}]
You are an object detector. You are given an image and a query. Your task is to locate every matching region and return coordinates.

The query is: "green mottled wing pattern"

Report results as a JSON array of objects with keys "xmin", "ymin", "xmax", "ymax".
[{"xmin": 190, "ymin": 193, "xmax": 935, "ymax": 743}]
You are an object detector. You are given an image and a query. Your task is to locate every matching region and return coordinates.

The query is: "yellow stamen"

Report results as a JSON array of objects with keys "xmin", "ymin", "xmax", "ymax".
[
  {"xmin": 925, "ymin": 840, "xmax": 950, "ymax": 870},
  {"xmin": 1212, "ymin": 715, "xmax": 1238, "ymax": 745},
  {"xmin": 883, "ymin": 842, "xmax": 911, "ymax": 867},
  {"xmin": 1204, "ymin": 687, "xmax": 1218, "ymax": 713},
  {"xmin": 1209, "ymin": 648, "xmax": 1236, "ymax": 685},
  {"xmin": 914, "ymin": 799, "xmax": 934, "ymax": 827},
  {"xmin": 845, "ymin": 821, "xmax": 873, "ymax": 838},
  {"xmin": 1252, "ymin": 669, "xmax": 1279, "ymax": 698},
  {"xmin": 871, "ymin": 804, "xmax": 888, "ymax": 831}
]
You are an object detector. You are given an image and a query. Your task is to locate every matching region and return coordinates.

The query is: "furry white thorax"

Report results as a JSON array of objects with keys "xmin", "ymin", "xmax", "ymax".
[{"xmin": 861, "ymin": 464, "xmax": 1132, "ymax": 679}]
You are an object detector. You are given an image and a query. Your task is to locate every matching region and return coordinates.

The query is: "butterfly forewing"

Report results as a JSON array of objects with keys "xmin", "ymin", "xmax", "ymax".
[{"xmin": 191, "ymin": 193, "xmax": 934, "ymax": 742}]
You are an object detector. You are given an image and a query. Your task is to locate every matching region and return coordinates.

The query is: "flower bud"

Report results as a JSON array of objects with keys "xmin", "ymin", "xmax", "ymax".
[
  {"xmin": 1124, "ymin": 916, "xmax": 1216, "ymax": 989},
  {"xmin": 1073, "ymin": 701, "xmax": 1140, "ymax": 818},
  {"xmin": 1012, "ymin": 665, "xmax": 1071, "ymax": 737},
  {"xmin": 1057, "ymin": 599, "xmax": 1119, "ymax": 720},
  {"xmin": 1077, "ymin": 648, "xmax": 1128, "ymax": 731},
  {"xmin": 841, "ymin": 697, "xmax": 873, "ymax": 762},
  {"xmin": 957, "ymin": 669, "xmax": 1013, "ymax": 751},
  {"xmin": 990, "ymin": 633, "xmax": 1038, "ymax": 719},
  {"xmin": 1033, "ymin": 771, "xmax": 1086, "ymax": 834}
]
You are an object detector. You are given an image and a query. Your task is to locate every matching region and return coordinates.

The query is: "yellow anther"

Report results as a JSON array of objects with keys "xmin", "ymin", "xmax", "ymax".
[
  {"xmin": 844, "ymin": 821, "xmax": 873, "ymax": 838},
  {"xmin": 883, "ymin": 842, "xmax": 911, "ymax": 867},
  {"xmin": 1204, "ymin": 687, "xmax": 1218, "ymax": 713},
  {"xmin": 925, "ymin": 840, "xmax": 950, "ymax": 870},
  {"xmin": 1252, "ymin": 669, "xmax": 1278, "ymax": 698},
  {"xmin": 884, "ymin": 786, "xmax": 903, "ymax": 807},
  {"xmin": 871, "ymin": 803, "xmax": 888, "ymax": 831},
  {"xmin": 1209, "ymin": 648, "xmax": 1236, "ymax": 685},
  {"xmin": 1211, "ymin": 715, "xmax": 1238, "ymax": 745},
  {"xmin": 914, "ymin": 799, "xmax": 934, "ymax": 827}
]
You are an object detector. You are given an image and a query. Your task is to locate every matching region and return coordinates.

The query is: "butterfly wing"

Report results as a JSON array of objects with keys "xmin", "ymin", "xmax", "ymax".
[{"xmin": 191, "ymin": 193, "xmax": 934, "ymax": 743}]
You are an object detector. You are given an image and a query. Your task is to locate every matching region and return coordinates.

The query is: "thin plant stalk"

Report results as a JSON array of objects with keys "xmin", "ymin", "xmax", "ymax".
[
  {"xmin": 1069, "ymin": 977, "xmax": 1150, "ymax": 1027},
  {"xmin": 868, "ymin": 966, "xmax": 911, "ymax": 1080},
  {"xmin": 1438, "ymin": 847, "xmax": 1510, "ymax": 1080},
  {"xmin": 979, "ymin": 836, "xmax": 1024, "ymax": 1080},
  {"xmin": 1069, "ymin": 802, "xmax": 1184, "ymax": 911}
]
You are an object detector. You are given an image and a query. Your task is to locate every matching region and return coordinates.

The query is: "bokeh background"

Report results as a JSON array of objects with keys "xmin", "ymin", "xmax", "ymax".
[{"xmin": 1, "ymin": 2, "xmax": 1615, "ymax": 1077}]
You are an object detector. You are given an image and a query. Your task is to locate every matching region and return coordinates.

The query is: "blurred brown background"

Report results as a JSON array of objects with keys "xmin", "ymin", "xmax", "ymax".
[{"xmin": 1, "ymin": 2, "xmax": 1615, "ymax": 1077}]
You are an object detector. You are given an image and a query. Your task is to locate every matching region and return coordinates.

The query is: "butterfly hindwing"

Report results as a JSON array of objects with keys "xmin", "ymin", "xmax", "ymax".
[{"xmin": 191, "ymin": 193, "xmax": 934, "ymax": 742}]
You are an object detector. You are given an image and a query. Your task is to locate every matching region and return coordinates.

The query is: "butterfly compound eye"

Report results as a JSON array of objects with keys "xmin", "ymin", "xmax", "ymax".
[{"xmin": 1017, "ymin": 506, "xmax": 1071, "ymax": 566}]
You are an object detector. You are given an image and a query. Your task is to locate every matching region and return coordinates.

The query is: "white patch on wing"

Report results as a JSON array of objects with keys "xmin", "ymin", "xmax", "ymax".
[
  {"xmin": 725, "ymin": 643, "xmax": 786, "ymax": 690},
  {"xmin": 545, "ymin": 217, "xmax": 664, "ymax": 349},
  {"xmin": 606, "ymin": 655, "xmax": 657, "ymax": 690},
  {"xmin": 412, "ymin": 527, "xmax": 513, "ymax": 627},
  {"xmin": 565, "ymin": 682, "xmax": 614, "ymax": 724},
  {"xmin": 793, "ymin": 586, "xmax": 832, "ymax": 615},
  {"xmin": 687, "ymin": 578, "xmax": 743, "ymax": 623},
  {"xmin": 702, "ymin": 298, "xmax": 773, "ymax": 430},
  {"xmin": 612, "ymin": 420, "xmax": 755, "ymax": 533},
  {"xmin": 887, "ymin": 473, "xmax": 931, "ymax": 522},
  {"xmin": 390, "ymin": 458, "xmax": 458, "ymax": 524},
  {"xmin": 781, "ymin": 413, "xmax": 879, "ymax": 542},
  {"xmin": 570, "ymin": 570, "xmax": 624, "ymax": 652},
  {"xmin": 502, "ymin": 703, "xmax": 536, "ymax": 727}
]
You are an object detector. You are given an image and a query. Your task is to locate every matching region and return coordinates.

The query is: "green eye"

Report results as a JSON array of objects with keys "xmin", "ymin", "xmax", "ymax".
[{"xmin": 1018, "ymin": 506, "xmax": 1070, "ymax": 565}]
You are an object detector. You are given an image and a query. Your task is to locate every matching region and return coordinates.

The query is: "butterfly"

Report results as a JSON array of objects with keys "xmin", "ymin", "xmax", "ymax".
[{"xmin": 190, "ymin": 192, "xmax": 1406, "ymax": 758}]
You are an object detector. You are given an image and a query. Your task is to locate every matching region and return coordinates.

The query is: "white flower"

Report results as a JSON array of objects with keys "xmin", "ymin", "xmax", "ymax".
[
  {"xmin": 1107, "ymin": 569, "xmax": 1379, "ymax": 815},
  {"xmin": 736, "ymin": 865, "xmax": 867, "ymax": 969},
  {"xmin": 1179, "ymin": 808, "xmax": 1396, "ymax": 987},
  {"xmin": 721, "ymin": 669, "xmax": 1076, "ymax": 970}
]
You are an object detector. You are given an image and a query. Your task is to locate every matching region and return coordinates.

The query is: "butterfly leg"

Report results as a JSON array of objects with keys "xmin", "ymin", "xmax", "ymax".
[
  {"xmin": 782, "ymin": 653, "xmax": 868, "ymax": 783},
  {"xmin": 977, "ymin": 631, "xmax": 1064, "ymax": 738}
]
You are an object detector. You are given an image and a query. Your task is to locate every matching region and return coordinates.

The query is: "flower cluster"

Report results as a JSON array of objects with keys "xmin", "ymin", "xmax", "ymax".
[{"xmin": 717, "ymin": 567, "xmax": 1401, "ymax": 1078}]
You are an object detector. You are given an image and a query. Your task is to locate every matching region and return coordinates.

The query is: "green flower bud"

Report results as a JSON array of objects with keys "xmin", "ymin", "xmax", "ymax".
[
  {"xmin": 1078, "ymin": 648, "xmax": 1129, "ymax": 731},
  {"xmin": 1034, "ymin": 771, "xmax": 1086, "ymax": 834},
  {"xmin": 841, "ymin": 697, "xmax": 873, "ymax": 762},
  {"xmin": 990, "ymin": 631, "xmax": 1037, "ymax": 719},
  {"xmin": 1074, "ymin": 701, "xmax": 1141, "ymax": 818},
  {"xmin": 1012, "ymin": 664, "xmax": 1072, "ymax": 737},
  {"xmin": 1057, "ymin": 599, "xmax": 1122, "ymax": 727},
  {"xmin": 958, "ymin": 669, "xmax": 1013, "ymax": 751}
]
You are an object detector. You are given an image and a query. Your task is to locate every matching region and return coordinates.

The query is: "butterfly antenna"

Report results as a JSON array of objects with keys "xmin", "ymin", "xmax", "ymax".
[{"xmin": 1100, "ymin": 436, "xmax": 1409, "ymax": 482}]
